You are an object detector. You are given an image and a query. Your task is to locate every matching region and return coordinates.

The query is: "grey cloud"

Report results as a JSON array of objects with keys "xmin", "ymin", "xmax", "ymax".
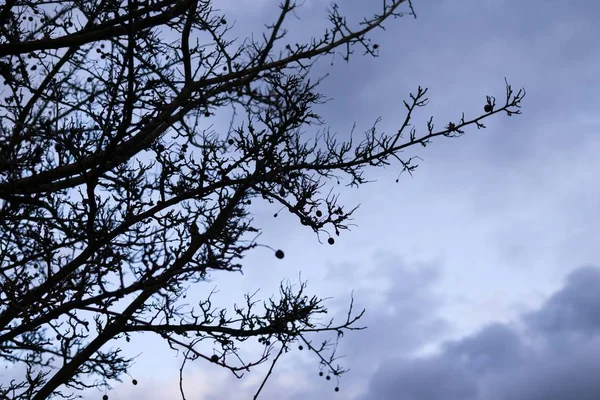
[
  {"xmin": 364, "ymin": 356, "xmax": 478, "ymax": 400},
  {"xmin": 483, "ymin": 338, "xmax": 600, "ymax": 400},
  {"xmin": 440, "ymin": 323, "xmax": 523, "ymax": 375},
  {"xmin": 523, "ymin": 265, "xmax": 600, "ymax": 338},
  {"xmin": 362, "ymin": 265, "xmax": 600, "ymax": 400},
  {"xmin": 328, "ymin": 253, "xmax": 451, "ymax": 367}
]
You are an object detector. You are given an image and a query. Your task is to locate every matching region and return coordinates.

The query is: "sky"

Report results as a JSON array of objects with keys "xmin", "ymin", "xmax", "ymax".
[{"xmin": 4, "ymin": 0, "xmax": 600, "ymax": 399}]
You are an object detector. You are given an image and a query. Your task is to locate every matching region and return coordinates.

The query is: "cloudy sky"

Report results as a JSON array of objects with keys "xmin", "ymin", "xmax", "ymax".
[{"xmin": 5, "ymin": 0, "xmax": 600, "ymax": 399}]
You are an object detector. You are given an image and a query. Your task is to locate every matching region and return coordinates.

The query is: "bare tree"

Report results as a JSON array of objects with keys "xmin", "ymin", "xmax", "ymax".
[{"xmin": 0, "ymin": 0, "xmax": 525, "ymax": 399}]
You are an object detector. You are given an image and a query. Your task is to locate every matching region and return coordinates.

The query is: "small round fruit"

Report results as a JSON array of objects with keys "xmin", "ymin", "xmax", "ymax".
[
  {"xmin": 484, "ymin": 104, "xmax": 493, "ymax": 113},
  {"xmin": 335, "ymin": 387, "xmax": 339, "ymax": 392},
  {"xmin": 228, "ymin": 139, "xmax": 234, "ymax": 145},
  {"xmin": 316, "ymin": 210, "xmax": 322, "ymax": 217},
  {"xmin": 326, "ymin": 375, "xmax": 331, "ymax": 380},
  {"xmin": 132, "ymin": 379, "xmax": 138, "ymax": 385},
  {"xmin": 275, "ymin": 250, "xmax": 284, "ymax": 259},
  {"xmin": 210, "ymin": 354, "xmax": 219, "ymax": 362},
  {"xmin": 327, "ymin": 237, "xmax": 335, "ymax": 245},
  {"xmin": 103, "ymin": 395, "xmax": 108, "ymax": 400},
  {"xmin": 298, "ymin": 345, "xmax": 303, "ymax": 350},
  {"xmin": 319, "ymin": 371, "xmax": 324, "ymax": 377}
]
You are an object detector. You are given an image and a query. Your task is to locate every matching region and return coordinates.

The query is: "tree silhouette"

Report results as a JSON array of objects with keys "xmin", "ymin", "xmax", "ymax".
[{"xmin": 0, "ymin": 0, "xmax": 525, "ymax": 398}]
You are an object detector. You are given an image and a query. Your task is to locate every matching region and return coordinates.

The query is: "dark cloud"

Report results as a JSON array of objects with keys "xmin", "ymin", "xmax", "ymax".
[
  {"xmin": 523, "ymin": 265, "xmax": 600, "ymax": 338},
  {"xmin": 366, "ymin": 357, "xmax": 479, "ymax": 400},
  {"xmin": 440, "ymin": 323, "xmax": 523, "ymax": 375},
  {"xmin": 361, "ymin": 265, "xmax": 600, "ymax": 400},
  {"xmin": 483, "ymin": 340, "xmax": 600, "ymax": 400}
]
